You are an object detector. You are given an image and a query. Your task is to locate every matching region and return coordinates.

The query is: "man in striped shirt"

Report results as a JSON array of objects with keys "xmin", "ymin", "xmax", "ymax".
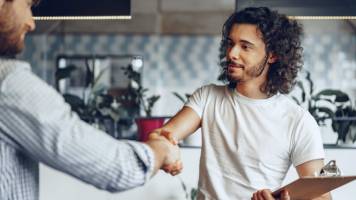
[{"xmin": 0, "ymin": 0, "xmax": 182, "ymax": 199}]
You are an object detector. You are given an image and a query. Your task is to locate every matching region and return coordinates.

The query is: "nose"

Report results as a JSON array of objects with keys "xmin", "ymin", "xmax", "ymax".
[
  {"xmin": 25, "ymin": 10, "xmax": 36, "ymax": 32},
  {"xmin": 228, "ymin": 45, "xmax": 240, "ymax": 61},
  {"xmin": 27, "ymin": 16, "xmax": 36, "ymax": 31}
]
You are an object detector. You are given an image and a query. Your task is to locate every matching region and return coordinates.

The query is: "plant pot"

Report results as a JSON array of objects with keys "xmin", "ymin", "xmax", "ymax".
[{"xmin": 135, "ymin": 117, "xmax": 166, "ymax": 142}]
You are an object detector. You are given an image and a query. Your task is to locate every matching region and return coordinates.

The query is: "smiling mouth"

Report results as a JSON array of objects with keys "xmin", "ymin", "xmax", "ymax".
[{"xmin": 228, "ymin": 62, "xmax": 244, "ymax": 70}]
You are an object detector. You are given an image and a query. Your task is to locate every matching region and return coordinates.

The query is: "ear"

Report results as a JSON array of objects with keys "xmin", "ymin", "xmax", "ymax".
[{"xmin": 267, "ymin": 53, "xmax": 278, "ymax": 64}]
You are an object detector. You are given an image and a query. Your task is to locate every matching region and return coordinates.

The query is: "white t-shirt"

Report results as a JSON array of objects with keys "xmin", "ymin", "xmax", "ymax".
[{"xmin": 185, "ymin": 84, "xmax": 325, "ymax": 200}]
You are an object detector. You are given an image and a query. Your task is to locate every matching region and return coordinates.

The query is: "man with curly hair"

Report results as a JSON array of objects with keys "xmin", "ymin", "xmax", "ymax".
[{"xmin": 153, "ymin": 7, "xmax": 331, "ymax": 200}]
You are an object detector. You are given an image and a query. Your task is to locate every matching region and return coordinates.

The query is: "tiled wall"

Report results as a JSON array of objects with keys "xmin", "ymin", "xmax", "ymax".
[
  {"xmin": 20, "ymin": 25, "xmax": 356, "ymax": 117},
  {"xmin": 21, "ymin": 35, "xmax": 221, "ymax": 87},
  {"xmin": 20, "ymin": 34, "xmax": 222, "ymax": 115}
]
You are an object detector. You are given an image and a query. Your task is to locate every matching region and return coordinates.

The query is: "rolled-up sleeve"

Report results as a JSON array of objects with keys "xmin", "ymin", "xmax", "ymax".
[{"xmin": 0, "ymin": 67, "xmax": 155, "ymax": 192}]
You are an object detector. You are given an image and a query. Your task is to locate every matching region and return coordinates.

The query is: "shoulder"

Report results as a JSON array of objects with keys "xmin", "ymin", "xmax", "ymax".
[
  {"xmin": 272, "ymin": 94, "xmax": 319, "ymax": 129},
  {"xmin": 187, "ymin": 84, "xmax": 227, "ymax": 108},
  {"xmin": 278, "ymin": 94, "xmax": 307, "ymax": 117},
  {"xmin": 194, "ymin": 84, "xmax": 226, "ymax": 95},
  {"xmin": 2, "ymin": 65, "xmax": 52, "ymax": 97},
  {"xmin": 277, "ymin": 96, "xmax": 320, "ymax": 135},
  {"xmin": 1, "ymin": 65, "xmax": 65, "ymax": 113}
]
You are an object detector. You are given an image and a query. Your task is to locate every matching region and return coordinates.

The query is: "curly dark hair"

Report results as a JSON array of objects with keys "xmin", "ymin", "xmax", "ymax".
[{"xmin": 218, "ymin": 7, "xmax": 304, "ymax": 96}]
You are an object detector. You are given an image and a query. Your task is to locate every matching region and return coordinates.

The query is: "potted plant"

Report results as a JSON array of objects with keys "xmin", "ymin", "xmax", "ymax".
[
  {"xmin": 318, "ymin": 90, "xmax": 356, "ymax": 145},
  {"xmin": 55, "ymin": 61, "xmax": 121, "ymax": 138},
  {"xmin": 293, "ymin": 71, "xmax": 356, "ymax": 145},
  {"xmin": 120, "ymin": 64, "xmax": 163, "ymax": 141}
]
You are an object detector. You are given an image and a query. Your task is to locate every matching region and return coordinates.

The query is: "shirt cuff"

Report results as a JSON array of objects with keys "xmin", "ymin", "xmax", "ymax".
[
  {"xmin": 292, "ymin": 152, "xmax": 325, "ymax": 167},
  {"xmin": 125, "ymin": 140, "xmax": 155, "ymax": 182}
]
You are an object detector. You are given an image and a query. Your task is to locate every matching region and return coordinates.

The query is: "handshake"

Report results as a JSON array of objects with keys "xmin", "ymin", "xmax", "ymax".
[{"xmin": 145, "ymin": 130, "xmax": 183, "ymax": 176}]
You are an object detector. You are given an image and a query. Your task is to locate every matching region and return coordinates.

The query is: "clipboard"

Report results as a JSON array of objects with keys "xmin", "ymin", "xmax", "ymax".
[{"xmin": 272, "ymin": 176, "xmax": 356, "ymax": 200}]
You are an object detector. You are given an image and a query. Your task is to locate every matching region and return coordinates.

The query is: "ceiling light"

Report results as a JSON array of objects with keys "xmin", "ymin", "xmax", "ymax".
[{"xmin": 289, "ymin": 16, "xmax": 356, "ymax": 20}]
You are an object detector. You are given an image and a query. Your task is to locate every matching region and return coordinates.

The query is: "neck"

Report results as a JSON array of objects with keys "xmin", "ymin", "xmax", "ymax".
[{"xmin": 236, "ymin": 77, "xmax": 269, "ymax": 99}]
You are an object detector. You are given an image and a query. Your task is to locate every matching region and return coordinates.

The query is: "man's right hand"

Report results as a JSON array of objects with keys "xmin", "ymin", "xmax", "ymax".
[
  {"xmin": 145, "ymin": 133, "xmax": 182, "ymax": 176},
  {"xmin": 149, "ymin": 130, "xmax": 182, "ymax": 175}
]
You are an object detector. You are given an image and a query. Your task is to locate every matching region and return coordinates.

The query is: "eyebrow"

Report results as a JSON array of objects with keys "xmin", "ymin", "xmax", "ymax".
[
  {"xmin": 240, "ymin": 40, "xmax": 255, "ymax": 47},
  {"xmin": 227, "ymin": 37, "xmax": 255, "ymax": 47}
]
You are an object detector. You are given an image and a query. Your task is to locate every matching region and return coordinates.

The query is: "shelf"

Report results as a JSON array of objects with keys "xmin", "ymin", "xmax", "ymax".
[
  {"xmin": 178, "ymin": 144, "xmax": 356, "ymax": 149},
  {"xmin": 324, "ymin": 144, "xmax": 356, "ymax": 149},
  {"xmin": 178, "ymin": 144, "xmax": 201, "ymax": 149}
]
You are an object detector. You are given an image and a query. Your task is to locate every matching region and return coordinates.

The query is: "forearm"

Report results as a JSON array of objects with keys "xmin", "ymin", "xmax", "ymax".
[
  {"xmin": 151, "ymin": 127, "xmax": 190, "ymax": 142},
  {"xmin": 153, "ymin": 106, "xmax": 201, "ymax": 141},
  {"xmin": 33, "ymin": 119, "xmax": 155, "ymax": 192}
]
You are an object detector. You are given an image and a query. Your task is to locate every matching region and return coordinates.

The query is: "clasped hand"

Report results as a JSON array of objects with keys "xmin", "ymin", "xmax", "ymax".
[{"xmin": 148, "ymin": 130, "xmax": 183, "ymax": 176}]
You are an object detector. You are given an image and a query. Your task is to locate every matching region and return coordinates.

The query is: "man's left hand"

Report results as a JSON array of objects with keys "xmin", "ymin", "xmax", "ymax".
[{"xmin": 252, "ymin": 189, "xmax": 290, "ymax": 200}]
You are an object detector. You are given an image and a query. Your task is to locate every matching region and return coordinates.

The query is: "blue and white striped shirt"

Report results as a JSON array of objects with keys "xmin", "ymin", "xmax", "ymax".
[{"xmin": 0, "ymin": 59, "xmax": 154, "ymax": 200}]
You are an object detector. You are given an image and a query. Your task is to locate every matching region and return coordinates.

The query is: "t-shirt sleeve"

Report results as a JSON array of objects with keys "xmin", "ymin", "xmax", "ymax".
[
  {"xmin": 184, "ymin": 85, "xmax": 210, "ymax": 118},
  {"xmin": 291, "ymin": 111, "xmax": 325, "ymax": 167}
]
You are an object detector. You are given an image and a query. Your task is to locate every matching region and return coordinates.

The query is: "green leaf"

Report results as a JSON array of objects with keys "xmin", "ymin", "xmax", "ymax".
[
  {"xmin": 144, "ymin": 95, "xmax": 161, "ymax": 117},
  {"xmin": 92, "ymin": 67, "xmax": 109, "ymax": 90},
  {"xmin": 85, "ymin": 59, "xmax": 94, "ymax": 88},
  {"xmin": 295, "ymin": 81, "xmax": 306, "ymax": 102},
  {"xmin": 190, "ymin": 188, "xmax": 198, "ymax": 200},
  {"xmin": 315, "ymin": 89, "xmax": 350, "ymax": 103},
  {"xmin": 291, "ymin": 96, "xmax": 301, "ymax": 105},
  {"xmin": 310, "ymin": 96, "xmax": 333, "ymax": 104},
  {"xmin": 332, "ymin": 106, "xmax": 355, "ymax": 143},
  {"xmin": 317, "ymin": 107, "xmax": 334, "ymax": 118},
  {"xmin": 173, "ymin": 92, "xmax": 186, "ymax": 103},
  {"xmin": 63, "ymin": 93, "xmax": 85, "ymax": 108}
]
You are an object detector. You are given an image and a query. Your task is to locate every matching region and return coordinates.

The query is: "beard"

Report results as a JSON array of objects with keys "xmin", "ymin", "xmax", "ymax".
[
  {"xmin": 0, "ymin": 11, "xmax": 25, "ymax": 57},
  {"xmin": 227, "ymin": 55, "xmax": 268, "ymax": 84},
  {"xmin": 0, "ymin": 33, "xmax": 24, "ymax": 57}
]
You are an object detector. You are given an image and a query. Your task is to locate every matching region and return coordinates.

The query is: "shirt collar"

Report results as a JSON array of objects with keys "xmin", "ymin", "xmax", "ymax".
[{"xmin": 0, "ymin": 59, "xmax": 31, "ymax": 80}]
